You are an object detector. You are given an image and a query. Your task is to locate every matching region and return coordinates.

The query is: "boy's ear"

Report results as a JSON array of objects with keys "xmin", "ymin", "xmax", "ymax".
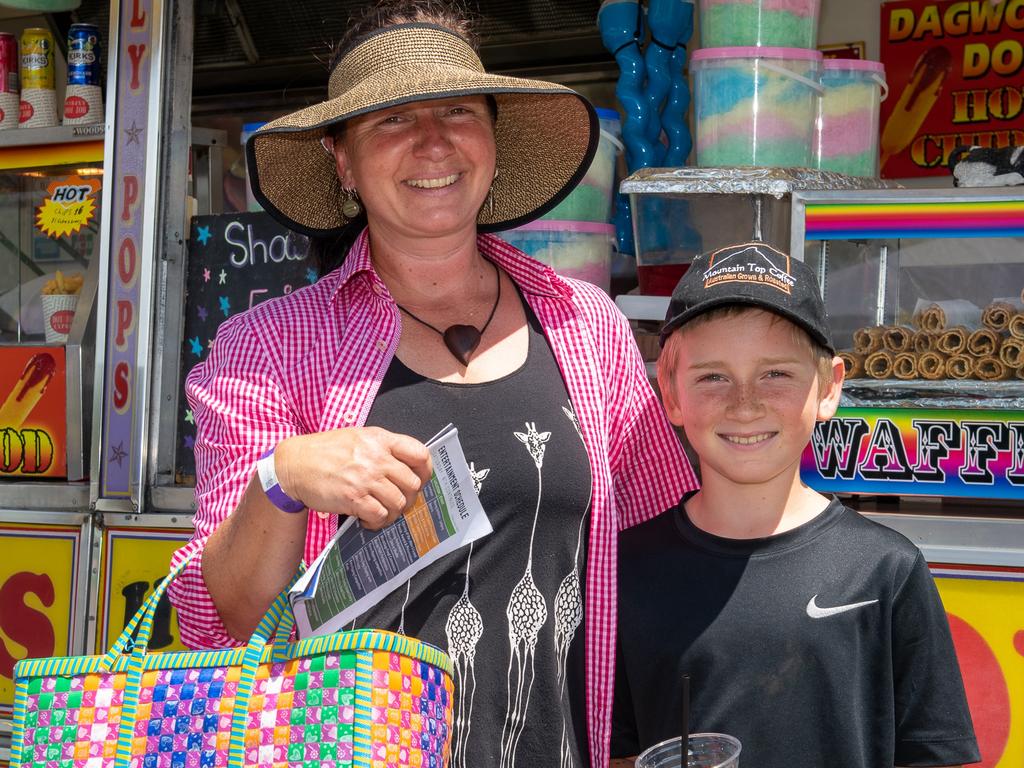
[
  {"xmin": 656, "ymin": 358, "xmax": 685, "ymax": 426},
  {"xmin": 816, "ymin": 355, "xmax": 846, "ymax": 421}
]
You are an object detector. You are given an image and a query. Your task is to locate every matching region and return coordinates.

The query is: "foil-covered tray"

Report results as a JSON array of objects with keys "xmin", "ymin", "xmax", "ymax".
[
  {"xmin": 840, "ymin": 378, "xmax": 1024, "ymax": 410},
  {"xmin": 621, "ymin": 166, "xmax": 899, "ymax": 198}
]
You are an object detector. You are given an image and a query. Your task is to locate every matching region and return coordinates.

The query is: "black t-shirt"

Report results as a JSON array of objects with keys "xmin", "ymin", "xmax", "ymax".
[
  {"xmin": 613, "ymin": 497, "xmax": 980, "ymax": 768},
  {"xmin": 360, "ymin": 298, "xmax": 592, "ymax": 768}
]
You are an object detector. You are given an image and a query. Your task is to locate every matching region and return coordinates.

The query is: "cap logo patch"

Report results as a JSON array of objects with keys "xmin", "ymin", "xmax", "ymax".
[{"xmin": 703, "ymin": 245, "xmax": 795, "ymax": 295}]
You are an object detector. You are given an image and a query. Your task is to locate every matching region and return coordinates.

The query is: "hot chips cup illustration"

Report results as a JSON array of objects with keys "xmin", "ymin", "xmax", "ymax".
[{"xmin": 40, "ymin": 270, "xmax": 84, "ymax": 343}]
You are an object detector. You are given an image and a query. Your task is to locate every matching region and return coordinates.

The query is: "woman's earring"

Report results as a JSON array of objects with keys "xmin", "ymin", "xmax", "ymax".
[
  {"xmin": 485, "ymin": 168, "xmax": 499, "ymax": 218},
  {"xmin": 341, "ymin": 188, "xmax": 362, "ymax": 219}
]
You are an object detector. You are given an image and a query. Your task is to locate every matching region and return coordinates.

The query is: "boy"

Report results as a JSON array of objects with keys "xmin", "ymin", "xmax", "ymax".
[{"xmin": 611, "ymin": 242, "xmax": 979, "ymax": 768}]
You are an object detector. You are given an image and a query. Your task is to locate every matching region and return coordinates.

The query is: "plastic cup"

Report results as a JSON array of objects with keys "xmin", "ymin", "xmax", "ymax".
[
  {"xmin": 500, "ymin": 219, "xmax": 614, "ymax": 293},
  {"xmin": 41, "ymin": 293, "xmax": 79, "ymax": 343},
  {"xmin": 815, "ymin": 59, "xmax": 887, "ymax": 177},
  {"xmin": 543, "ymin": 107, "xmax": 623, "ymax": 223},
  {"xmin": 699, "ymin": 0, "xmax": 820, "ymax": 48},
  {"xmin": 635, "ymin": 733, "xmax": 741, "ymax": 768},
  {"xmin": 691, "ymin": 46, "xmax": 823, "ymax": 168}
]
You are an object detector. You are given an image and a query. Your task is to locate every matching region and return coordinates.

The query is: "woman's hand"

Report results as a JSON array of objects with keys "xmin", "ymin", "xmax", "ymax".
[{"xmin": 275, "ymin": 427, "xmax": 433, "ymax": 529}]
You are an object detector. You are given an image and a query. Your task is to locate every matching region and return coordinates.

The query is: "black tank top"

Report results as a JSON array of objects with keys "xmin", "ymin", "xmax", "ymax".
[{"xmin": 361, "ymin": 296, "xmax": 592, "ymax": 768}]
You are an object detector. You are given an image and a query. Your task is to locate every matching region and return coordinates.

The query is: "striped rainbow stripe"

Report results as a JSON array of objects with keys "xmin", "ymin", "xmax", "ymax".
[{"xmin": 805, "ymin": 200, "xmax": 1024, "ymax": 239}]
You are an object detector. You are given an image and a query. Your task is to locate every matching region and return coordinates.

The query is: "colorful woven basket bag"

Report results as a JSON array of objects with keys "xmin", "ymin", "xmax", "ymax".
[{"xmin": 11, "ymin": 557, "xmax": 454, "ymax": 768}]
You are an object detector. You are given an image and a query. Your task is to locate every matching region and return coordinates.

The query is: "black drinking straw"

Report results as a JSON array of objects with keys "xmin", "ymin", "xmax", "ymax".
[{"xmin": 680, "ymin": 674, "xmax": 690, "ymax": 766}]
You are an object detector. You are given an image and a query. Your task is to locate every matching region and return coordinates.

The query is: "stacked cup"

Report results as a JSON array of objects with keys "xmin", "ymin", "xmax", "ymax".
[
  {"xmin": 814, "ymin": 59, "xmax": 887, "ymax": 177},
  {"xmin": 0, "ymin": 32, "xmax": 19, "ymax": 129},
  {"xmin": 62, "ymin": 23, "xmax": 104, "ymax": 126},
  {"xmin": 690, "ymin": 0, "xmax": 825, "ymax": 169},
  {"xmin": 499, "ymin": 108, "xmax": 623, "ymax": 293},
  {"xmin": 19, "ymin": 27, "xmax": 58, "ymax": 128},
  {"xmin": 691, "ymin": 0, "xmax": 886, "ymax": 177}
]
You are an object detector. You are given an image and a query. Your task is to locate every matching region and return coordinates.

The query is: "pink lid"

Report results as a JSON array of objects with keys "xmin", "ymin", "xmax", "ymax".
[
  {"xmin": 823, "ymin": 58, "xmax": 885, "ymax": 74},
  {"xmin": 691, "ymin": 46, "xmax": 824, "ymax": 62},
  {"xmin": 511, "ymin": 219, "xmax": 616, "ymax": 234}
]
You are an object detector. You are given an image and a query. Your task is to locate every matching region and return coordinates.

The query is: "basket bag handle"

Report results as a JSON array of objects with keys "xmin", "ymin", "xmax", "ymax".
[{"xmin": 101, "ymin": 554, "xmax": 307, "ymax": 768}]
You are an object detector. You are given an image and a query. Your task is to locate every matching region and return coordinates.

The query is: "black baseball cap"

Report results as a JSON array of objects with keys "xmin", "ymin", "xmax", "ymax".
[{"xmin": 660, "ymin": 241, "xmax": 836, "ymax": 353}]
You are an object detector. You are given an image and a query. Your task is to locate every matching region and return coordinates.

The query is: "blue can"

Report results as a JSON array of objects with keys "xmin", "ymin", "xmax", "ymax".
[{"xmin": 66, "ymin": 23, "xmax": 101, "ymax": 86}]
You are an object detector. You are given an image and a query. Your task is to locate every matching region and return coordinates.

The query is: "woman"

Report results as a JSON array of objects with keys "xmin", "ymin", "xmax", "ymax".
[{"xmin": 168, "ymin": 2, "xmax": 697, "ymax": 766}]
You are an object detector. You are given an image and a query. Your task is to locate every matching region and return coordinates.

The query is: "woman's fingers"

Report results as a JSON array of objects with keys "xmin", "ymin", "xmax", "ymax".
[
  {"xmin": 281, "ymin": 427, "xmax": 432, "ymax": 525},
  {"xmin": 381, "ymin": 430, "xmax": 434, "ymax": 484}
]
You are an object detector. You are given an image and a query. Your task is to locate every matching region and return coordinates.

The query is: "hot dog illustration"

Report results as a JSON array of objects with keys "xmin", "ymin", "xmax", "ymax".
[
  {"xmin": 880, "ymin": 45, "xmax": 952, "ymax": 171},
  {"xmin": 0, "ymin": 353, "xmax": 57, "ymax": 428}
]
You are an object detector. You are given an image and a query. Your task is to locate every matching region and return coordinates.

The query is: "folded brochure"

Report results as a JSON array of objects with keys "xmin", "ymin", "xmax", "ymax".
[{"xmin": 290, "ymin": 424, "xmax": 492, "ymax": 638}]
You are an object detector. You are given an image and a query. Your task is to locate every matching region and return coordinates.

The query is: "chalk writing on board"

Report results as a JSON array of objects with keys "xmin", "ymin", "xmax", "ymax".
[{"xmin": 175, "ymin": 213, "xmax": 315, "ymax": 481}]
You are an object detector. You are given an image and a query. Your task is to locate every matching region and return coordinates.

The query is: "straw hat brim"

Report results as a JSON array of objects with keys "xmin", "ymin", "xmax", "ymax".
[{"xmin": 247, "ymin": 66, "xmax": 598, "ymax": 237}]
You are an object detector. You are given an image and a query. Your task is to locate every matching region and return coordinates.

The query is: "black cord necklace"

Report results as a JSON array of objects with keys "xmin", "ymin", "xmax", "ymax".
[{"xmin": 395, "ymin": 260, "xmax": 501, "ymax": 366}]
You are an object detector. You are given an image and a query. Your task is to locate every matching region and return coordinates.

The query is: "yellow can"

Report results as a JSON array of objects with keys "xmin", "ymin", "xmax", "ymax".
[{"xmin": 20, "ymin": 27, "xmax": 54, "ymax": 90}]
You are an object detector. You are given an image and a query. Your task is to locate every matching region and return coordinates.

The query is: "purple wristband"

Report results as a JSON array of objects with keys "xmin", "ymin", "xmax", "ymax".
[{"xmin": 257, "ymin": 447, "xmax": 306, "ymax": 514}]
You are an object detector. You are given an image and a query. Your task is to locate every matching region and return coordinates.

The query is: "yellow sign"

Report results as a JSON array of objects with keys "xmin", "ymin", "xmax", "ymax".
[
  {"xmin": 935, "ymin": 568, "xmax": 1024, "ymax": 768},
  {"xmin": 95, "ymin": 527, "xmax": 192, "ymax": 654},
  {"xmin": 35, "ymin": 175, "xmax": 101, "ymax": 238},
  {"xmin": 0, "ymin": 522, "xmax": 81, "ymax": 716}
]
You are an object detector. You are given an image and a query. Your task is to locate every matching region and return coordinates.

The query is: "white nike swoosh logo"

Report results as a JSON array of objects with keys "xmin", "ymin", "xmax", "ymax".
[{"xmin": 806, "ymin": 595, "xmax": 879, "ymax": 619}]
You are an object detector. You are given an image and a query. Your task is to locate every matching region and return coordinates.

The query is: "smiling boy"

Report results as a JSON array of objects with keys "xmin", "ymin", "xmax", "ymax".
[{"xmin": 611, "ymin": 243, "xmax": 979, "ymax": 768}]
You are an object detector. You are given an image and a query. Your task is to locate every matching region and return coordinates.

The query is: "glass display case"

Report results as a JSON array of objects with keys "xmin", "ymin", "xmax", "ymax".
[
  {"xmin": 0, "ymin": 126, "xmax": 104, "ymax": 481},
  {"xmin": 790, "ymin": 187, "xmax": 1024, "ymax": 501}
]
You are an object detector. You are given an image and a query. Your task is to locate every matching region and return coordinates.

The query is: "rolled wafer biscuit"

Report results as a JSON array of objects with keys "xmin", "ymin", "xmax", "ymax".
[
  {"xmin": 893, "ymin": 353, "xmax": 917, "ymax": 380},
  {"xmin": 1009, "ymin": 314, "xmax": 1024, "ymax": 340},
  {"xmin": 976, "ymin": 357, "xmax": 1012, "ymax": 381},
  {"xmin": 982, "ymin": 301, "xmax": 1018, "ymax": 332},
  {"xmin": 998, "ymin": 338, "xmax": 1024, "ymax": 368},
  {"xmin": 937, "ymin": 327, "xmax": 967, "ymax": 355},
  {"xmin": 946, "ymin": 355, "xmax": 974, "ymax": 380},
  {"xmin": 839, "ymin": 351, "xmax": 865, "ymax": 378},
  {"xmin": 1017, "ymin": 367, "xmax": 1024, "ymax": 381},
  {"xmin": 913, "ymin": 300, "xmax": 982, "ymax": 332},
  {"xmin": 914, "ymin": 304, "xmax": 945, "ymax": 332},
  {"xmin": 913, "ymin": 331, "xmax": 938, "ymax": 354},
  {"xmin": 967, "ymin": 328, "xmax": 1001, "ymax": 357},
  {"xmin": 882, "ymin": 326, "xmax": 914, "ymax": 353},
  {"xmin": 918, "ymin": 352, "xmax": 946, "ymax": 380},
  {"xmin": 865, "ymin": 351, "xmax": 894, "ymax": 379},
  {"xmin": 853, "ymin": 326, "xmax": 884, "ymax": 354}
]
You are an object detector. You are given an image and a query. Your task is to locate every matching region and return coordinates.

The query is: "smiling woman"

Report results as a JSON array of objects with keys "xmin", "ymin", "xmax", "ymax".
[{"xmin": 166, "ymin": 2, "xmax": 698, "ymax": 767}]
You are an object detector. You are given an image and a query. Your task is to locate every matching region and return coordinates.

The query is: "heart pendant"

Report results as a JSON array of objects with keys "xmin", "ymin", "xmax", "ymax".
[{"xmin": 443, "ymin": 324, "xmax": 482, "ymax": 366}]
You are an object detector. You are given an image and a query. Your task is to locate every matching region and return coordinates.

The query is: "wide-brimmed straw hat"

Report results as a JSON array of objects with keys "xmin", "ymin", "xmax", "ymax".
[{"xmin": 247, "ymin": 22, "xmax": 599, "ymax": 237}]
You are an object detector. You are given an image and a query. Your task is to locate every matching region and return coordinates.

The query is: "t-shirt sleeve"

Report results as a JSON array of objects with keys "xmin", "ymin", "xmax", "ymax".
[
  {"xmin": 166, "ymin": 312, "xmax": 302, "ymax": 649},
  {"xmin": 611, "ymin": 636, "xmax": 641, "ymax": 759},
  {"xmin": 891, "ymin": 552, "xmax": 981, "ymax": 766}
]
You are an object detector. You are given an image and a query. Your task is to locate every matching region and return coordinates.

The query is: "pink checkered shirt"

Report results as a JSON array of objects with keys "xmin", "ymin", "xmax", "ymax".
[{"xmin": 168, "ymin": 229, "xmax": 697, "ymax": 766}]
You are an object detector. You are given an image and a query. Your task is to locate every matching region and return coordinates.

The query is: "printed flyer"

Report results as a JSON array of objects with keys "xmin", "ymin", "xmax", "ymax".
[{"xmin": 290, "ymin": 424, "xmax": 491, "ymax": 637}]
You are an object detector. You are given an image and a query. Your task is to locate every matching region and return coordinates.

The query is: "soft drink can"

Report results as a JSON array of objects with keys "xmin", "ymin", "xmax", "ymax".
[
  {"xmin": 67, "ymin": 24, "xmax": 101, "ymax": 86},
  {"xmin": 0, "ymin": 33, "xmax": 18, "ymax": 94},
  {"xmin": 20, "ymin": 28, "xmax": 54, "ymax": 90}
]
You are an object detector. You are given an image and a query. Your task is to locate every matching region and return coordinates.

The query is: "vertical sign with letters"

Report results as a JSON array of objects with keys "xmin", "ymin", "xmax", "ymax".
[{"xmin": 97, "ymin": 0, "xmax": 162, "ymax": 502}]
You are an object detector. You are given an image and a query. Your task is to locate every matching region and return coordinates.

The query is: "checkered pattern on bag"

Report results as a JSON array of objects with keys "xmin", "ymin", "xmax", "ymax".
[{"xmin": 14, "ymin": 645, "xmax": 452, "ymax": 768}]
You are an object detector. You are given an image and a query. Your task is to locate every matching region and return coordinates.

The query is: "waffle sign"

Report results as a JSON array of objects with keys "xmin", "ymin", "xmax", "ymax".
[{"xmin": 802, "ymin": 407, "xmax": 1024, "ymax": 499}]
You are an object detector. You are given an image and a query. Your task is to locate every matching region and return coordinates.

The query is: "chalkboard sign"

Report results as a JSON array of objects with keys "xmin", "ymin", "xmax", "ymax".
[{"xmin": 175, "ymin": 212, "xmax": 315, "ymax": 481}]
